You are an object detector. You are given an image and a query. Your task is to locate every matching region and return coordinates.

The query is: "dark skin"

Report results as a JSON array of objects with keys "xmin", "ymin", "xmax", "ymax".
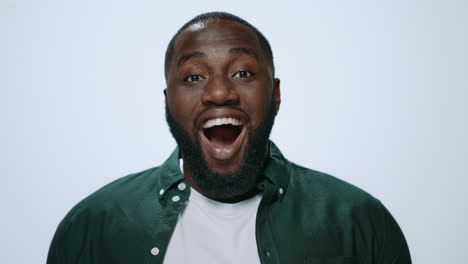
[{"xmin": 164, "ymin": 19, "xmax": 281, "ymax": 195}]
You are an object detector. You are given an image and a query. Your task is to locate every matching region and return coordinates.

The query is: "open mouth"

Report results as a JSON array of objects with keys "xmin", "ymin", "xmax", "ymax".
[{"xmin": 200, "ymin": 117, "xmax": 246, "ymax": 160}]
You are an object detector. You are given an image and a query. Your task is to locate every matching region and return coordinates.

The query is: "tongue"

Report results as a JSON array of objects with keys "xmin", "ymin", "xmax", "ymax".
[{"xmin": 207, "ymin": 125, "xmax": 240, "ymax": 146}]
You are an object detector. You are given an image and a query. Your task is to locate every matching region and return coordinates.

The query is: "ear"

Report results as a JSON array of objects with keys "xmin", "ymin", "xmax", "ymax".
[
  {"xmin": 164, "ymin": 88, "xmax": 168, "ymax": 104},
  {"xmin": 273, "ymin": 78, "xmax": 281, "ymax": 113},
  {"xmin": 163, "ymin": 88, "xmax": 168, "ymax": 107}
]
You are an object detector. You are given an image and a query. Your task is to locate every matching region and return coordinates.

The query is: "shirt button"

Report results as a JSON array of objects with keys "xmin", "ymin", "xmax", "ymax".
[
  {"xmin": 172, "ymin": 195, "xmax": 180, "ymax": 202},
  {"xmin": 278, "ymin": 187, "xmax": 284, "ymax": 195},
  {"xmin": 159, "ymin": 189, "xmax": 165, "ymax": 196},
  {"xmin": 178, "ymin": 182, "xmax": 186, "ymax": 191},
  {"xmin": 266, "ymin": 249, "xmax": 270, "ymax": 257},
  {"xmin": 150, "ymin": 247, "xmax": 160, "ymax": 256}
]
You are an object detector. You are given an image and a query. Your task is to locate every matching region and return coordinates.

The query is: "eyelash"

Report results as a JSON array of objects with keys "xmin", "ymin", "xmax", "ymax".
[
  {"xmin": 233, "ymin": 71, "xmax": 255, "ymax": 78},
  {"xmin": 184, "ymin": 75, "xmax": 205, "ymax": 83},
  {"xmin": 183, "ymin": 71, "xmax": 255, "ymax": 84}
]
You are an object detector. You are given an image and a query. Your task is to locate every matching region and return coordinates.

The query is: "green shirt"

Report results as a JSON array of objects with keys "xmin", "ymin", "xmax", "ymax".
[{"xmin": 47, "ymin": 142, "xmax": 411, "ymax": 264}]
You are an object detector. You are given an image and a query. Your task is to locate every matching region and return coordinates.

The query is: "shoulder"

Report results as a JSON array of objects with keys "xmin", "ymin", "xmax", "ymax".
[
  {"xmin": 47, "ymin": 166, "xmax": 163, "ymax": 263},
  {"xmin": 286, "ymin": 162, "xmax": 384, "ymax": 216},
  {"xmin": 285, "ymin": 163, "xmax": 411, "ymax": 261},
  {"xmin": 271, "ymin": 160, "xmax": 411, "ymax": 262},
  {"xmin": 290, "ymin": 163, "xmax": 376, "ymax": 201},
  {"xmin": 59, "ymin": 165, "xmax": 161, "ymax": 228}
]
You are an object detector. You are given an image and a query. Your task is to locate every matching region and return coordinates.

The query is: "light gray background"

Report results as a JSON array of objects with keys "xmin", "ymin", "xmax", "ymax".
[{"xmin": 2, "ymin": 0, "xmax": 467, "ymax": 263}]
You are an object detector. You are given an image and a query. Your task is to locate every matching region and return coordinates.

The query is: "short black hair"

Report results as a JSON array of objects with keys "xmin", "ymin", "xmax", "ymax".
[{"xmin": 164, "ymin": 11, "xmax": 275, "ymax": 79}]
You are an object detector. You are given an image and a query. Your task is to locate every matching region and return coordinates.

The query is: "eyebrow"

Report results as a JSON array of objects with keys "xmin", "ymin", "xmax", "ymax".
[
  {"xmin": 177, "ymin": 51, "xmax": 206, "ymax": 66},
  {"xmin": 229, "ymin": 47, "xmax": 257, "ymax": 58}
]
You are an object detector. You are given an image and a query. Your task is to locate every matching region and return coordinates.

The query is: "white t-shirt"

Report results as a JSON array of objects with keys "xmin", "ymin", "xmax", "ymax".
[{"xmin": 163, "ymin": 161, "xmax": 262, "ymax": 264}]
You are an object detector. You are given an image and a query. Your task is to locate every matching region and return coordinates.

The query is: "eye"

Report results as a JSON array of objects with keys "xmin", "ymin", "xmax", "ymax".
[
  {"xmin": 233, "ymin": 71, "xmax": 255, "ymax": 79},
  {"xmin": 184, "ymin": 74, "xmax": 205, "ymax": 83}
]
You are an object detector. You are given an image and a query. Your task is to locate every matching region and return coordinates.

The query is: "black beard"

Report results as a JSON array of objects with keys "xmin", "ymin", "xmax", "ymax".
[{"xmin": 165, "ymin": 101, "xmax": 277, "ymax": 203}]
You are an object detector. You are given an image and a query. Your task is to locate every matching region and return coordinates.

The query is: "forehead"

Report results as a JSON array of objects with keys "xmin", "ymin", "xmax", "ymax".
[{"xmin": 172, "ymin": 19, "xmax": 263, "ymax": 58}]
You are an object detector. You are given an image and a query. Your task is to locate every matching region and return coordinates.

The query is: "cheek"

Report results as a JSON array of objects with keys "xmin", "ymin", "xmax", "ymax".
[
  {"xmin": 167, "ymin": 87, "xmax": 201, "ymax": 126},
  {"xmin": 239, "ymin": 87, "xmax": 273, "ymax": 125}
]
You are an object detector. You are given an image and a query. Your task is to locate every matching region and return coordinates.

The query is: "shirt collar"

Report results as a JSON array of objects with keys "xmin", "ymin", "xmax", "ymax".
[
  {"xmin": 156, "ymin": 140, "xmax": 290, "ymax": 200},
  {"xmin": 263, "ymin": 141, "xmax": 290, "ymax": 195},
  {"xmin": 157, "ymin": 147, "xmax": 184, "ymax": 200}
]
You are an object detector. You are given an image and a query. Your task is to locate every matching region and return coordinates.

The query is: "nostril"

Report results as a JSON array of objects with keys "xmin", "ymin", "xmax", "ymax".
[{"xmin": 202, "ymin": 84, "xmax": 240, "ymax": 106}]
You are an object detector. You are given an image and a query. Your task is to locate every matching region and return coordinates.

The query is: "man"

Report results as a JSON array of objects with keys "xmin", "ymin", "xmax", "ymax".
[{"xmin": 47, "ymin": 12, "xmax": 411, "ymax": 263}]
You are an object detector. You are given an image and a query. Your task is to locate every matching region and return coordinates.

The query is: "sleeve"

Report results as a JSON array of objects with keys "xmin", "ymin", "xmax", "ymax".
[
  {"xmin": 46, "ymin": 205, "xmax": 94, "ymax": 264},
  {"xmin": 375, "ymin": 201, "xmax": 412, "ymax": 264},
  {"xmin": 47, "ymin": 221, "xmax": 65, "ymax": 264}
]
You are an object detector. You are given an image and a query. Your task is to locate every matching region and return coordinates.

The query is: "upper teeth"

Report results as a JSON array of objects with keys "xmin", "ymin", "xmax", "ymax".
[{"xmin": 203, "ymin": 117, "xmax": 242, "ymax": 129}]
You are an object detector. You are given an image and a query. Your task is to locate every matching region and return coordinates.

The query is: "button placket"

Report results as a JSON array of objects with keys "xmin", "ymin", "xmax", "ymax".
[
  {"xmin": 150, "ymin": 247, "xmax": 160, "ymax": 256},
  {"xmin": 177, "ymin": 182, "xmax": 186, "ymax": 191},
  {"xmin": 172, "ymin": 195, "xmax": 180, "ymax": 202},
  {"xmin": 152, "ymin": 171, "xmax": 188, "ymax": 262},
  {"xmin": 255, "ymin": 183, "xmax": 281, "ymax": 264}
]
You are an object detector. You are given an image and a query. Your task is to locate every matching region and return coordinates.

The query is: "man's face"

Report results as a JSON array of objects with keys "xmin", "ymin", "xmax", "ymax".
[{"xmin": 165, "ymin": 19, "xmax": 280, "ymax": 201}]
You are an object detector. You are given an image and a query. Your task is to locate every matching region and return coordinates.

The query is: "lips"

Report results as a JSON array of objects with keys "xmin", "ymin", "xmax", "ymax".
[{"xmin": 197, "ymin": 109, "xmax": 248, "ymax": 162}]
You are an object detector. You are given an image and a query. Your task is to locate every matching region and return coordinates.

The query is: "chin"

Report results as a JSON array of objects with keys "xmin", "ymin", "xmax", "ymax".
[{"xmin": 204, "ymin": 159, "xmax": 245, "ymax": 176}]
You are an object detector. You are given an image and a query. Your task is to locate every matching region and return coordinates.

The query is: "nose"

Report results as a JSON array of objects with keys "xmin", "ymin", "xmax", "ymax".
[{"xmin": 201, "ymin": 75, "xmax": 240, "ymax": 106}]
